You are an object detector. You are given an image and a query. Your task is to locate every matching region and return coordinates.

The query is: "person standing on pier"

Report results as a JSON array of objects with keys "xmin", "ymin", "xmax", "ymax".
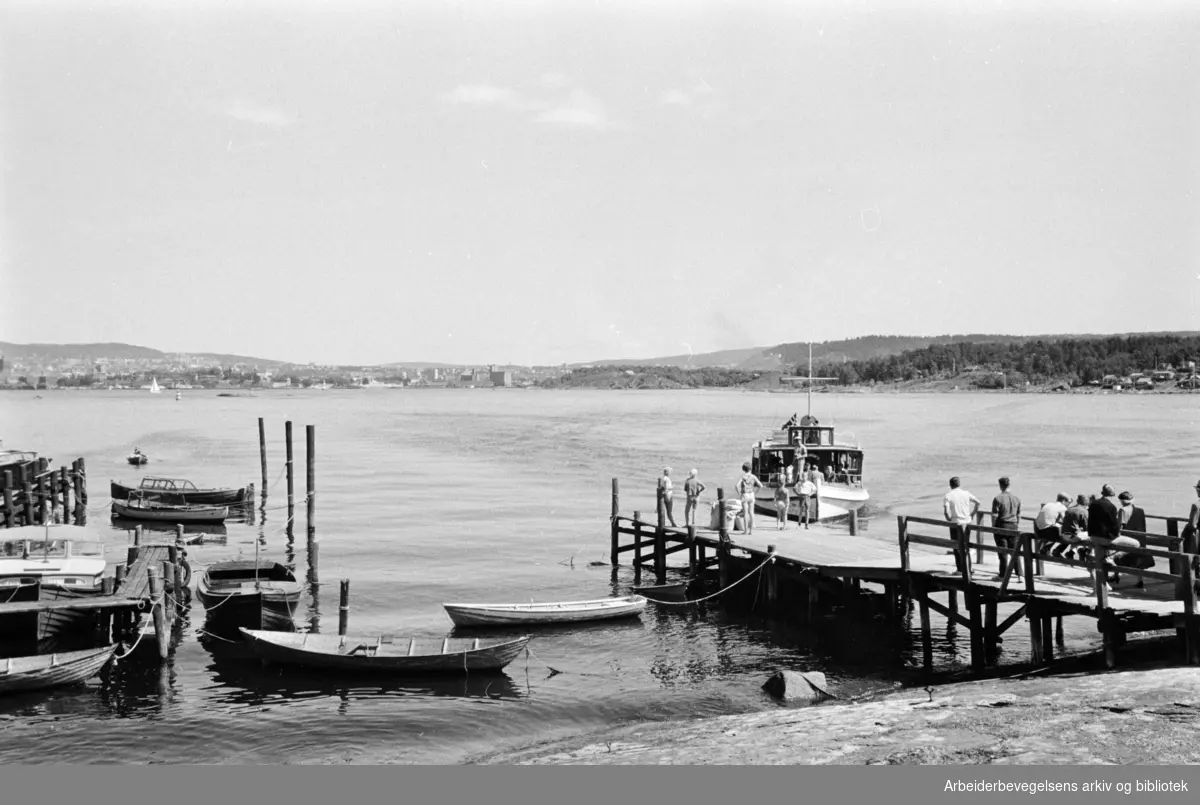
[
  {"xmin": 683, "ymin": 469, "xmax": 705, "ymax": 527},
  {"xmin": 990, "ymin": 477, "xmax": 1022, "ymax": 579},
  {"xmin": 943, "ymin": 477, "xmax": 981, "ymax": 528},
  {"xmin": 773, "ymin": 478, "xmax": 790, "ymax": 530},
  {"xmin": 796, "ymin": 472, "xmax": 816, "ymax": 529},
  {"xmin": 658, "ymin": 467, "xmax": 678, "ymax": 527},
  {"xmin": 737, "ymin": 463, "xmax": 763, "ymax": 535}
]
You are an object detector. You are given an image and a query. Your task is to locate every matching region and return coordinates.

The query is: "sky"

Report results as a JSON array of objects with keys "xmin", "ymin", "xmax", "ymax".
[{"xmin": 1, "ymin": 0, "xmax": 1197, "ymax": 366}]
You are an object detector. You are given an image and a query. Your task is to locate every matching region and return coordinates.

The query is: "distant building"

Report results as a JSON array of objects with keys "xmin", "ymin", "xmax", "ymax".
[{"xmin": 490, "ymin": 370, "xmax": 512, "ymax": 388}]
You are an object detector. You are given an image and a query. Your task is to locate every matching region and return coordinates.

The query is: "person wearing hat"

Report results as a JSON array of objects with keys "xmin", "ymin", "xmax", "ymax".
[
  {"xmin": 1111, "ymin": 491, "xmax": 1153, "ymax": 583},
  {"xmin": 683, "ymin": 469, "xmax": 705, "ymax": 528},
  {"xmin": 657, "ymin": 467, "xmax": 677, "ymax": 527}
]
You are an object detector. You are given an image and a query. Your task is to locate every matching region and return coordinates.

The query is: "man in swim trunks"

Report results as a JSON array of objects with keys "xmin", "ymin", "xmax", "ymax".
[{"xmin": 737, "ymin": 462, "xmax": 763, "ymax": 535}]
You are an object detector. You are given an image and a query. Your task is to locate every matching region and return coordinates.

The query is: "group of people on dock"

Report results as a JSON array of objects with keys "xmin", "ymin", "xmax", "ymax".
[
  {"xmin": 943, "ymin": 475, "xmax": 1200, "ymax": 583},
  {"xmin": 656, "ymin": 461, "xmax": 820, "ymax": 537}
]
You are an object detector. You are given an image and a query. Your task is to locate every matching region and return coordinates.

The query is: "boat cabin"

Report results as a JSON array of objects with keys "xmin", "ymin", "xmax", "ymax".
[
  {"xmin": 138, "ymin": 477, "xmax": 200, "ymax": 493},
  {"xmin": 751, "ymin": 425, "xmax": 865, "ymax": 488},
  {"xmin": 0, "ymin": 536, "xmax": 106, "ymax": 591}
]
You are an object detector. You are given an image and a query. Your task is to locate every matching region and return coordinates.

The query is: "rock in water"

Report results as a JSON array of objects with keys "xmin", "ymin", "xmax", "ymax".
[{"xmin": 762, "ymin": 670, "xmax": 833, "ymax": 704}]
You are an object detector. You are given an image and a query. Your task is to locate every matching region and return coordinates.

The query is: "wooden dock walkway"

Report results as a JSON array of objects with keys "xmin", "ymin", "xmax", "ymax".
[{"xmin": 608, "ymin": 479, "xmax": 1200, "ymax": 672}]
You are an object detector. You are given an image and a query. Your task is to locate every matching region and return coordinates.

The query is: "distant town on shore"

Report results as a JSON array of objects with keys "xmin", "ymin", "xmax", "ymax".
[{"xmin": 1, "ymin": 331, "xmax": 1197, "ymax": 393}]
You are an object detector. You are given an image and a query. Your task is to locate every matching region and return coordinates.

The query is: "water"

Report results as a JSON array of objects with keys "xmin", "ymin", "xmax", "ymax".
[{"xmin": 1, "ymin": 388, "xmax": 1197, "ymax": 763}]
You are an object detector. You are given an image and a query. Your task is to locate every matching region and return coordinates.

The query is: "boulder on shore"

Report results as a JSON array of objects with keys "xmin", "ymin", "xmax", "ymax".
[{"xmin": 762, "ymin": 670, "xmax": 833, "ymax": 704}]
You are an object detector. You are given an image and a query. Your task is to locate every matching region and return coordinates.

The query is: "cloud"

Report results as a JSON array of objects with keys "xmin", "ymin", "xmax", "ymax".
[
  {"xmin": 533, "ymin": 90, "xmax": 622, "ymax": 131},
  {"xmin": 539, "ymin": 72, "xmax": 570, "ymax": 89},
  {"xmin": 441, "ymin": 84, "xmax": 533, "ymax": 109},
  {"xmin": 224, "ymin": 98, "xmax": 293, "ymax": 128},
  {"xmin": 661, "ymin": 80, "xmax": 714, "ymax": 107}
]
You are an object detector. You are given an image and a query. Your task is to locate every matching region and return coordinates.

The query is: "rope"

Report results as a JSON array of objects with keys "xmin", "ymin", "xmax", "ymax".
[
  {"xmin": 651, "ymin": 553, "xmax": 778, "ymax": 607},
  {"xmin": 195, "ymin": 628, "xmax": 239, "ymax": 643},
  {"xmin": 112, "ymin": 627, "xmax": 148, "ymax": 660}
]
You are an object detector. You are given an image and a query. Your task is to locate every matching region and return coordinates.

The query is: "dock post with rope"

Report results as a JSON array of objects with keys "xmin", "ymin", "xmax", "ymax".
[{"xmin": 285, "ymin": 420, "xmax": 295, "ymax": 540}]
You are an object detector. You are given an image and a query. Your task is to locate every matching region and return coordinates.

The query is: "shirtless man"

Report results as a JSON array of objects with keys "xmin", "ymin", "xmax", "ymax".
[{"xmin": 737, "ymin": 463, "xmax": 763, "ymax": 535}]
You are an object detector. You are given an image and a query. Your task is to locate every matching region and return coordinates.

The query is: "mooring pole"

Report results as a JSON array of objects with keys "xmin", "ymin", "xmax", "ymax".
[
  {"xmin": 258, "ymin": 417, "xmax": 269, "ymax": 496},
  {"xmin": 285, "ymin": 420, "xmax": 295, "ymax": 538},
  {"xmin": 2, "ymin": 470, "xmax": 14, "ymax": 528},
  {"xmin": 632, "ymin": 510, "xmax": 643, "ymax": 583},
  {"xmin": 610, "ymin": 478, "xmax": 620, "ymax": 566},
  {"xmin": 654, "ymin": 487, "xmax": 667, "ymax": 584},
  {"xmin": 338, "ymin": 579, "xmax": 350, "ymax": 636},
  {"xmin": 74, "ymin": 458, "xmax": 87, "ymax": 524},
  {"xmin": 148, "ymin": 567, "xmax": 168, "ymax": 660},
  {"xmin": 306, "ymin": 424, "xmax": 316, "ymax": 543}
]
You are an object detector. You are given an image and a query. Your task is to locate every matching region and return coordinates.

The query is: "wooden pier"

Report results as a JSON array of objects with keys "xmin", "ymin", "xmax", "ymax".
[{"xmin": 609, "ymin": 479, "xmax": 1200, "ymax": 672}]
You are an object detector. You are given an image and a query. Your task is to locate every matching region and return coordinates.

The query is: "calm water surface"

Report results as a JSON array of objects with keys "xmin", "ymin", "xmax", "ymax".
[{"xmin": 1, "ymin": 388, "xmax": 1197, "ymax": 763}]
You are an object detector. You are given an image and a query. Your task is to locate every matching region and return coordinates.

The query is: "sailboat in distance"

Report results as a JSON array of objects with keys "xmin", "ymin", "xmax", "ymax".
[{"xmin": 149, "ymin": 377, "xmax": 162, "ymax": 394}]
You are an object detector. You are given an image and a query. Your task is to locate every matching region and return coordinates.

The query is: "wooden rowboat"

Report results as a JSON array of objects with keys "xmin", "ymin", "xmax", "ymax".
[
  {"xmin": 112, "ymin": 496, "xmax": 228, "ymax": 524},
  {"xmin": 0, "ymin": 645, "xmax": 118, "ymax": 696},
  {"xmin": 110, "ymin": 477, "xmax": 252, "ymax": 506},
  {"xmin": 631, "ymin": 580, "xmax": 691, "ymax": 603},
  {"xmin": 238, "ymin": 629, "xmax": 530, "ymax": 673},
  {"xmin": 197, "ymin": 561, "xmax": 302, "ymax": 630},
  {"xmin": 442, "ymin": 595, "xmax": 647, "ymax": 628}
]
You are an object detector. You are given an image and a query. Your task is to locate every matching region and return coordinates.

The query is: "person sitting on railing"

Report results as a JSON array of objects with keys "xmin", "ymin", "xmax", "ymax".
[
  {"xmin": 1112, "ymin": 491, "xmax": 1153, "ymax": 583},
  {"xmin": 1081, "ymin": 484, "xmax": 1142, "ymax": 584},
  {"xmin": 1034, "ymin": 493, "xmax": 1070, "ymax": 555},
  {"xmin": 1053, "ymin": 494, "xmax": 1089, "ymax": 558}
]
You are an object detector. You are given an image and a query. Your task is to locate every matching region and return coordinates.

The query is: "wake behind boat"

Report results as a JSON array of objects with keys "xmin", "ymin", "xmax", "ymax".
[
  {"xmin": 442, "ymin": 595, "xmax": 647, "ymax": 627},
  {"xmin": 238, "ymin": 629, "xmax": 530, "ymax": 673}
]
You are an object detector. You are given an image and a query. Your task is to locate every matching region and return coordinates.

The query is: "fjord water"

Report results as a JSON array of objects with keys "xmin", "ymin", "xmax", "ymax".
[{"xmin": 1, "ymin": 388, "xmax": 1197, "ymax": 764}]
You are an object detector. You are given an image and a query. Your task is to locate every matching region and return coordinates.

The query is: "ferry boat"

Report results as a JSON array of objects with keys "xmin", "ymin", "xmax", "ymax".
[{"xmin": 748, "ymin": 345, "xmax": 869, "ymax": 521}]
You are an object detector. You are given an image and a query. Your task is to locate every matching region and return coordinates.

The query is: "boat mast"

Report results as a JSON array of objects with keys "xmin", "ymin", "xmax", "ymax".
[{"xmin": 807, "ymin": 343, "xmax": 813, "ymax": 419}]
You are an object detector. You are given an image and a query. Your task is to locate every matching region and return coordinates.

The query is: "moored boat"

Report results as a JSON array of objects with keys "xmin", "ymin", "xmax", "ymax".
[
  {"xmin": 197, "ymin": 560, "xmax": 302, "ymax": 630},
  {"xmin": 0, "ymin": 525, "xmax": 108, "ymax": 594},
  {"xmin": 110, "ymin": 476, "xmax": 252, "ymax": 506},
  {"xmin": 238, "ymin": 629, "xmax": 530, "ymax": 673},
  {"xmin": 631, "ymin": 581, "xmax": 691, "ymax": 603},
  {"xmin": 442, "ymin": 595, "xmax": 647, "ymax": 627},
  {"xmin": 749, "ymin": 344, "xmax": 870, "ymax": 521},
  {"xmin": 126, "ymin": 448, "xmax": 149, "ymax": 465},
  {"xmin": 0, "ymin": 645, "xmax": 118, "ymax": 696},
  {"xmin": 111, "ymin": 494, "xmax": 228, "ymax": 524}
]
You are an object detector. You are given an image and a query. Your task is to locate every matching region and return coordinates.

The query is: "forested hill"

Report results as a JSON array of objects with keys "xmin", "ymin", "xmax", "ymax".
[{"xmin": 815, "ymin": 334, "xmax": 1200, "ymax": 386}]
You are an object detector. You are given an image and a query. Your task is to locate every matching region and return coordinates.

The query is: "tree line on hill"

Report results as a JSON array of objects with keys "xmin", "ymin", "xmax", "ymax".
[{"xmin": 810, "ymin": 334, "xmax": 1200, "ymax": 387}]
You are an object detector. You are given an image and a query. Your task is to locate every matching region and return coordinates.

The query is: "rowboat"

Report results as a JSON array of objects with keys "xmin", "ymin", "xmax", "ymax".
[
  {"xmin": 197, "ymin": 560, "xmax": 302, "ymax": 630},
  {"xmin": 126, "ymin": 450, "xmax": 149, "ymax": 465},
  {"xmin": 442, "ymin": 595, "xmax": 647, "ymax": 627},
  {"xmin": 631, "ymin": 580, "xmax": 691, "ymax": 603},
  {"xmin": 238, "ymin": 629, "xmax": 530, "ymax": 673},
  {"xmin": 0, "ymin": 645, "xmax": 118, "ymax": 696},
  {"xmin": 110, "ymin": 476, "xmax": 252, "ymax": 506},
  {"xmin": 112, "ymin": 495, "xmax": 228, "ymax": 524}
]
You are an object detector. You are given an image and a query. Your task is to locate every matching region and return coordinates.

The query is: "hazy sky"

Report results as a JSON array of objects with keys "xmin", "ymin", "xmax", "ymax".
[{"xmin": 1, "ymin": 1, "xmax": 1196, "ymax": 365}]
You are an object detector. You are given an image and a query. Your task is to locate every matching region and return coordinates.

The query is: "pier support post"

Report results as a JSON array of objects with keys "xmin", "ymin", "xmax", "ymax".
[
  {"xmin": 632, "ymin": 511, "xmax": 643, "ymax": 584},
  {"xmin": 654, "ymin": 489, "xmax": 666, "ymax": 585},
  {"xmin": 306, "ymin": 424, "xmax": 317, "ymax": 582},
  {"xmin": 258, "ymin": 417, "xmax": 268, "ymax": 496},
  {"xmin": 806, "ymin": 580, "xmax": 819, "ymax": 620},
  {"xmin": 285, "ymin": 420, "xmax": 295, "ymax": 538},
  {"xmin": 115, "ymin": 563, "xmax": 126, "ymax": 590},
  {"xmin": 73, "ymin": 458, "xmax": 87, "ymax": 524},
  {"xmin": 985, "ymin": 599, "xmax": 998, "ymax": 651},
  {"xmin": 148, "ymin": 567, "xmax": 168, "ymax": 660},
  {"xmin": 1055, "ymin": 615, "xmax": 1064, "ymax": 646},
  {"xmin": 764, "ymin": 545, "xmax": 778, "ymax": 607},
  {"xmin": 967, "ymin": 590, "xmax": 985, "ymax": 669},
  {"xmin": 338, "ymin": 579, "xmax": 350, "ymax": 636},
  {"xmin": 610, "ymin": 478, "xmax": 620, "ymax": 566},
  {"xmin": 1177, "ymin": 527, "xmax": 1198, "ymax": 664},
  {"xmin": 687, "ymin": 526, "xmax": 697, "ymax": 578},
  {"xmin": 848, "ymin": 509, "xmax": 858, "ymax": 536},
  {"xmin": 37, "ymin": 473, "xmax": 49, "ymax": 524},
  {"xmin": 2, "ymin": 470, "xmax": 13, "ymax": 528},
  {"xmin": 128, "ymin": 525, "xmax": 142, "ymax": 567},
  {"xmin": 918, "ymin": 585, "xmax": 933, "ymax": 673},
  {"xmin": 23, "ymin": 479, "xmax": 35, "ymax": 525},
  {"xmin": 717, "ymin": 488, "xmax": 728, "ymax": 545},
  {"xmin": 1029, "ymin": 600, "xmax": 1044, "ymax": 665},
  {"xmin": 1041, "ymin": 614, "xmax": 1055, "ymax": 663},
  {"xmin": 163, "ymin": 559, "xmax": 178, "ymax": 624}
]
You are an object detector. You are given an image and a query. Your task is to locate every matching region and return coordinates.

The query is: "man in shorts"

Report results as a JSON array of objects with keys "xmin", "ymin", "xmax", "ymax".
[{"xmin": 737, "ymin": 463, "xmax": 763, "ymax": 536}]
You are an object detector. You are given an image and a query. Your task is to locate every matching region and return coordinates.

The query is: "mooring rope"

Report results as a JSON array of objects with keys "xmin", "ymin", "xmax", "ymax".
[
  {"xmin": 112, "ymin": 627, "xmax": 148, "ymax": 660},
  {"xmin": 650, "ymin": 552, "xmax": 778, "ymax": 607}
]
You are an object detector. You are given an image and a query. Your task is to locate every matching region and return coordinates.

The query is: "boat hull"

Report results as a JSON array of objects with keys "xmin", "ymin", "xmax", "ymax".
[
  {"xmin": 239, "ymin": 630, "xmax": 530, "ymax": 673},
  {"xmin": 112, "ymin": 501, "xmax": 228, "ymax": 523},
  {"xmin": 110, "ymin": 481, "xmax": 250, "ymax": 506},
  {"xmin": 0, "ymin": 645, "xmax": 117, "ymax": 695},
  {"xmin": 126, "ymin": 456, "xmax": 148, "ymax": 465},
  {"xmin": 631, "ymin": 582, "xmax": 690, "ymax": 603},
  {"xmin": 442, "ymin": 596, "xmax": 647, "ymax": 627},
  {"xmin": 755, "ymin": 484, "xmax": 869, "ymax": 521},
  {"xmin": 197, "ymin": 588, "xmax": 301, "ymax": 631}
]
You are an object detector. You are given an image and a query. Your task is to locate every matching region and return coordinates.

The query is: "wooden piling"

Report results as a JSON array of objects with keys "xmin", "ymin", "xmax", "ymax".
[
  {"xmin": 148, "ymin": 567, "xmax": 168, "ymax": 660},
  {"xmin": 115, "ymin": 563, "xmax": 126, "ymax": 587},
  {"xmin": 1029, "ymin": 600, "xmax": 1044, "ymax": 664},
  {"xmin": 23, "ymin": 479, "xmax": 34, "ymax": 525},
  {"xmin": 918, "ymin": 587, "xmax": 933, "ymax": 673},
  {"xmin": 764, "ymin": 544, "xmax": 778, "ymax": 606},
  {"xmin": 102, "ymin": 576, "xmax": 115, "ymax": 595},
  {"xmin": 985, "ymin": 600, "xmax": 998, "ymax": 648},
  {"xmin": 2, "ymin": 470, "xmax": 13, "ymax": 528},
  {"xmin": 338, "ymin": 579, "xmax": 350, "ymax": 636},
  {"xmin": 687, "ymin": 525, "xmax": 697, "ymax": 577},
  {"xmin": 1041, "ymin": 614, "xmax": 1055, "ymax": 662},
  {"xmin": 258, "ymin": 417, "xmax": 269, "ymax": 495},
  {"xmin": 717, "ymin": 488, "xmax": 728, "ymax": 544},
  {"xmin": 60, "ymin": 467, "xmax": 71, "ymax": 524},
  {"xmin": 163, "ymin": 558, "xmax": 178, "ymax": 623},
  {"xmin": 1055, "ymin": 615, "xmax": 1064, "ymax": 646},
  {"xmin": 848, "ymin": 509, "xmax": 858, "ymax": 536},
  {"xmin": 610, "ymin": 478, "xmax": 620, "ymax": 565},
  {"xmin": 73, "ymin": 458, "xmax": 87, "ymax": 523},
  {"xmin": 36, "ymin": 474, "xmax": 48, "ymax": 524},
  {"xmin": 632, "ymin": 511, "xmax": 643, "ymax": 583},
  {"xmin": 806, "ymin": 581, "xmax": 819, "ymax": 620},
  {"xmin": 285, "ymin": 420, "xmax": 295, "ymax": 536},
  {"xmin": 306, "ymin": 424, "xmax": 316, "ymax": 544},
  {"xmin": 654, "ymin": 488, "xmax": 666, "ymax": 584},
  {"xmin": 967, "ymin": 590, "xmax": 984, "ymax": 669},
  {"xmin": 948, "ymin": 589, "xmax": 958, "ymax": 617},
  {"xmin": 1179, "ymin": 527, "xmax": 1199, "ymax": 664}
]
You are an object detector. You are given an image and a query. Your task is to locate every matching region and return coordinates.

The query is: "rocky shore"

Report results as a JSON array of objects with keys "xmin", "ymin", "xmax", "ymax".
[{"xmin": 469, "ymin": 666, "xmax": 1200, "ymax": 765}]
